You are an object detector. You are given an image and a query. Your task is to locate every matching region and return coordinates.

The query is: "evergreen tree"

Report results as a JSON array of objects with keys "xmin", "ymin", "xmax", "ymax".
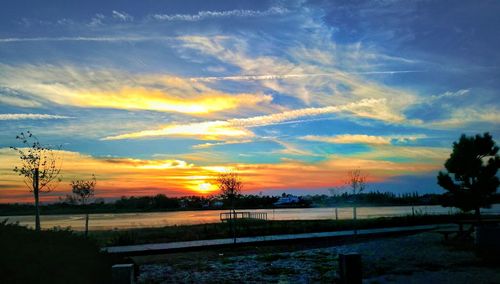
[{"xmin": 437, "ymin": 132, "xmax": 500, "ymax": 219}]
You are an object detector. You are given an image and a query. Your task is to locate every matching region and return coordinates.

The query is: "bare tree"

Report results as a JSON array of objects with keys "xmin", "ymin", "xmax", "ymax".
[
  {"xmin": 217, "ymin": 171, "xmax": 243, "ymax": 213},
  {"xmin": 346, "ymin": 168, "xmax": 367, "ymax": 234},
  {"xmin": 347, "ymin": 168, "xmax": 367, "ymax": 195},
  {"xmin": 11, "ymin": 131, "xmax": 62, "ymax": 232},
  {"xmin": 70, "ymin": 175, "xmax": 96, "ymax": 237},
  {"xmin": 217, "ymin": 171, "xmax": 242, "ymax": 243}
]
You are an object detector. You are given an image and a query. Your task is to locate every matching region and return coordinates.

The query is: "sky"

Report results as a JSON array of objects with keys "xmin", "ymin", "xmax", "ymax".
[{"xmin": 0, "ymin": 0, "xmax": 499, "ymax": 203}]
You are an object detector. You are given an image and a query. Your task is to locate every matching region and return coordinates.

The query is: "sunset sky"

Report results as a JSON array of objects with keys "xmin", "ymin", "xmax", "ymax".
[{"xmin": 1, "ymin": 0, "xmax": 499, "ymax": 203}]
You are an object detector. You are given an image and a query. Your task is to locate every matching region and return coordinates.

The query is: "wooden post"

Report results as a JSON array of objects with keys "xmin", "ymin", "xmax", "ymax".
[
  {"xmin": 33, "ymin": 168, "xmax": 41, "ymax": 232},
  {"xmin": 335, "ymin": 208, "xmax": 339, "ymax": 221},
  {"xmin": 353, "ymin": 206, "xmax": 357, "ymax": 235},
  {"xmin": 112, "ymin": 264, "xmax": 135, "ymax": 284},
  {"xmin": 85, "ymin": 213, "xmax": 89, "ymax": 237},
  {"xmin": 338, "ymin": 253, "xmax": 362, "ymax": 284}
]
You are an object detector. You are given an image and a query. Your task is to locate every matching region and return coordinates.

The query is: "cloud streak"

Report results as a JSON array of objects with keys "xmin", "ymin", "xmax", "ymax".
[
  {"xmin": 302, "ymin": 134, "xmax": 426, "ymax": 145},
  {"xmin": 0, "ymin": 64, "xmax": 274, "ymax": 115},
  {"xmin": 102, "ymin": 98, "xmax": 405, "ymax": 141},
  {"xmin": 151, "ymin": 7, "xmax": 288, "ymax": 22},
  {"xmin": 0, "ymin": 113, "xmax": 71, "ymax": 120},
  {"xmin": 0, "ymin": 36, "xmax": 174, "ymax": 43},
  {"xmin": 190, "ymin": 71, "xmax": 424, "ymax": 82},
  {"xmin": 112, "ymin": 10, "xmax": 133, "ymax": 22}
]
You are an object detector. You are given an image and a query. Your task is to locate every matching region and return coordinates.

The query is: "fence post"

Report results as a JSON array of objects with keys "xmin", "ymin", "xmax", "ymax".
[
  {"xmin": 112, "ymin": 264, "xmax": 135, "ymax": 284},
  {"xmin": 338, "ymin": 253, "xmax": 362, "ymax": 284}
]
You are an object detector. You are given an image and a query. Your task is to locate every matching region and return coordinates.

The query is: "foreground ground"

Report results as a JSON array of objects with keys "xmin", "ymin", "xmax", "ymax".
[
  {"xmin": 136, "ymin": 232, "xmax": 500, "ymax": 284},
  {"xmin": 0, "ymin": 221, "xmax": 113, "ymax": 284}
]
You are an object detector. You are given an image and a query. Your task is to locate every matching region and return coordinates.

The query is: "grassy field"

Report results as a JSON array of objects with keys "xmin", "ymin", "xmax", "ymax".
[{"xmin": 91, "ymin": 214, "xmax": 471, "ymax": 246}]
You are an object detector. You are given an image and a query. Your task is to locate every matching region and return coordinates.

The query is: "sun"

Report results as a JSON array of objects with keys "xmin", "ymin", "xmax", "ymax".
[{"xmin": 197, "ymin": 182, "xmax": 216, "ymax": 193}]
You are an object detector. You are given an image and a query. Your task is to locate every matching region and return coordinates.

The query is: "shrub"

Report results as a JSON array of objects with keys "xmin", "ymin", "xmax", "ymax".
[{"xmin": 0, "ymin": 220, "xmax": 113, "ymax": 284}]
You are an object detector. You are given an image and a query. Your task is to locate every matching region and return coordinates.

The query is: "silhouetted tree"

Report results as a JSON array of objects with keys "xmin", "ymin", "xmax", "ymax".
[
  {"xmin": 347, "ymin": 169, "xmax": 367, "ymax": 196},
  {"xmin": 437, "ymin": 132, "xmax": 499, "ymax": 220},
  {"xmin": 70, "ymin": 175, "xmax": 96, "ymax": 237},
  {"xmin": 346, "ymin": 169, "xmax": 367, "ymax": 234},
  {"xmin": 217, "ymin": 171, "xmax": 243, "ymax": 213},
  {"xmin": 11, "ymin": 131, "xmax": 62, "ymax": 231},
  {"xmin": 217, "ymin": 171, "xmax": 242, "ymax": 243}
]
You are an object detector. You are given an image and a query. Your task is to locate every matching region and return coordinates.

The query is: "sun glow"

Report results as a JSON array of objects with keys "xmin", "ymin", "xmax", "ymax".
[{"xmin": 192, "ymin": 182, "xmax": 217, "ymax": 193}]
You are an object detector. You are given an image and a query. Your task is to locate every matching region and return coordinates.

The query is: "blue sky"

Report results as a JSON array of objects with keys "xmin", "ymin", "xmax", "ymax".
[{"xmin": 0, "ymin": 0, "xmax": 499, "ymax": 202}]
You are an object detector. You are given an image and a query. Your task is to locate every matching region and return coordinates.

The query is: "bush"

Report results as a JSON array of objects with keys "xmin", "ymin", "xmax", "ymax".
[{"xmin": 0, "ymin": 220, "xmax": 113, "ymax": 284}]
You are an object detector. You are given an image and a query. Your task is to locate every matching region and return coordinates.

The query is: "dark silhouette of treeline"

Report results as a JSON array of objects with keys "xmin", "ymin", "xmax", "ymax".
[
  {"xmin": 2, "ymin": 192, "xmax": 499, "ymax": 216},
  {"xmin": 0, "ymin": 194, "xmax": 280, "ymax": 215},
  {"xmin": 311, "ymin": 191, "xmax": 445, "ymax": 207}
]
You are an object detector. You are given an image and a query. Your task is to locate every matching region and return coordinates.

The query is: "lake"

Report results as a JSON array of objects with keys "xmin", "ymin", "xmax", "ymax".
[{"xmin": 4, "ymin": 204, "xmax": 500, "ymax": 231}]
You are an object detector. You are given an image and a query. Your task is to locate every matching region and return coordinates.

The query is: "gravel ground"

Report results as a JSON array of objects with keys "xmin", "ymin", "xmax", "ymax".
[{"xmin": 137, "ymin": 232, "xmax": 500, "ymax": 284}]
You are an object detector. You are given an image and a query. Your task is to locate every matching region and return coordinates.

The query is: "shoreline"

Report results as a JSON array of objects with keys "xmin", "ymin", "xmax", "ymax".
[
  {"xmin": 89, "ymin": 214, "xmax": 499, "ymax": 246},
  {"xmin": 0, "ymin": 203, "xmax": 467, "ymax": 217}
]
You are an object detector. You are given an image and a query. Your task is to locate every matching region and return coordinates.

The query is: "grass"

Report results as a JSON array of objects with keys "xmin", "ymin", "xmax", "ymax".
[
  {"xmin": 261, "ymin": 266, "xmax": 297, "ymax": 276},
  {"xmin": 0, "ymin": 220, "xmax": 115, "ymax": 284},
  {"xmin": 255, "ymin": 253, "xmax": 289, "ymax": 262},
  {"xmin": 92, "ymin": 214, "xmax": 460, "ymax": 246}
]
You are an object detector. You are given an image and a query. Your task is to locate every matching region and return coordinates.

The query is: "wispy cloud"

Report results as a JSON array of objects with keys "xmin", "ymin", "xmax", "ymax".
[
  {"xmin": 0, "ymin": 87, "xmax": 43, "ymax": 108},
  {"xmin": 102, "ymin": 121, "xmax": 255, "ymax": 141},
  {"xmin": 178, "ymin": 35, "xmax": 418, "ymax": 116},
  {"xmin": 103, "ymin": 158, "xmax": 193, "ymax": 169},
  {"xmin": 271, "ymin": 139, "xmax": 319, "ymax": 156},
  {"xmin": 112, "ymin": 10, "xmax": 133, "ymax": 22},
  {"xmin": 151, "ymin": 6, "xmax": 288, "ymax": 22},
  {"xmin": 0, "ymin": 114, "xmax": 71, "ymax": 120},
  {"xmin": 428, "ymin": 89, "xmax": 469, "ymax": 101},
  {"xmin": 88, "ymin": 13, "xmax": 105, "ymax": 27},
  {"xmin": 348, "ymin": 145, "xmax": 450, "ymax": 163},
  {"xmin": 0, "ymin": 36, "xmax": 174, "ymax": 43},
  {"xmin": 190, "ymin": 70, "xmax": 423, "ymax": 82},
  {"xmin": 427, "ymin": 107, "xmax": 500, "ymax": 128},
  {"xmin": 0, "ymin": 64, "xmax": 274, "ymax": 115},
  {"xmin": 301, "ymin": 134, "xmax": 426, "ymax": 145},
  {"xmin": 192, "ymin": 140, "xmax": 253, "ymax": 149},
  {"xmin": 102, "ymin": 98, "xmax": 404, "ymax": 141}
]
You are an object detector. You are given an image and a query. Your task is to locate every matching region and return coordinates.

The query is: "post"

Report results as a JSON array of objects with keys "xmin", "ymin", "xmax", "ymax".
[
  {"xmin": 33, "ymin": 168, "xmax": 41, "ymax": 232},
  {"xmin": 112, "ymin": 264, "xmax": 135, "ymax": 284},
  {"xmin": 475, "ymin": 207, "xmax": 481, "ymax": 223},
  {"xmin": 335, "ymin": 208, "xmax": 339, "ymax": 221},
  {"xmin": 338, "ymin": 253, "xmax": 362, "ymax": 284},
  {"xmin": 231, "ymin": 202, "xmax": 236, "ymax": 244},
  {"xmin": 353, "ymin": 206, "xmax": 357, "ymax": 235},
  {"xmin": 412, "ymin": 206, "xmax": 415, "ymax": 217},
  {"xmin": 85, "ymin": 213, "xmax": 89, "ymax": 237}
]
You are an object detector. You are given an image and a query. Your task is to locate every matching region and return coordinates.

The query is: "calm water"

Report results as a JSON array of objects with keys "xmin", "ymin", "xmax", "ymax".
[{"xmin": 4, "ymin": 204, "xmax": 500, "ymax": 231}]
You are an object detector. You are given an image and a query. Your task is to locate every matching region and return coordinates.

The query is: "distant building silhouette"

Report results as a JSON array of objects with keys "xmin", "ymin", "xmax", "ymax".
[{"xmin": 274, "ymin": 194, "xmax": 301, "ymax": 206}]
